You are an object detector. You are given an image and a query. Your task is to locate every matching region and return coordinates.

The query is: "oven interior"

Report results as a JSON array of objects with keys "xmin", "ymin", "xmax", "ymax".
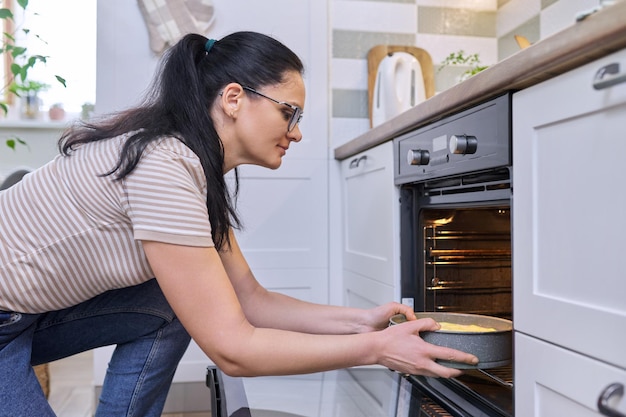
[
  {"xmin": 399, "ymin": 168, "xmax": 513, "ymax": 417},
  {"xmin": 420, "ymin": 205, "xmax": 511, "ymax": 319}
]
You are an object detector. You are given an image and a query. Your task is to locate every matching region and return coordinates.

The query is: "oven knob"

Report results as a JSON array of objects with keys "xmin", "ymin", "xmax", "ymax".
[
  {"xmin": 449, "ymin": 135, "xmax": 478, "ymax": 154},
  {"xmin": 407, "ymin": 149, "xmax": 430, "ymax": 166}
]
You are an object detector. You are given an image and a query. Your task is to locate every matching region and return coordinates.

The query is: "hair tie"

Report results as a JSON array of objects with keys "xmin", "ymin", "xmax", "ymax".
[{"xmin": 205, "ymin": 39, "xmax": 217, "ymax": 53}]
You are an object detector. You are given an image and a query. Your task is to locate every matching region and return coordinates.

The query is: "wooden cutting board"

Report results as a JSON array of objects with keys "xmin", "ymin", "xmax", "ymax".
[{"xmin": 367, "ymin": 45, "xmax": 435, "ymax": 128}]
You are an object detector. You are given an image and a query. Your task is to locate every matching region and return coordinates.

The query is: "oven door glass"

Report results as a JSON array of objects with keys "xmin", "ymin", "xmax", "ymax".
[
  {"xmin": 407, "ymin": 205, "xmax": 513, "ymax": 417},
  {"xmin": 420, "ymin": 207, "xmax": 511, "ymax": 319}
]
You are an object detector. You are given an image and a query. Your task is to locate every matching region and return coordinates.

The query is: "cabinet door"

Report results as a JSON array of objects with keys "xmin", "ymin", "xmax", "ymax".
[
  {"xmin": 516, "ymin": 333, "xmax": 626, "ymax": 417},
  {"xmin": 344, "ymin": 269, "xmax": 395, "ymax": 309},
  {"xmin": 513, "ymin": 48, "xmax": 626, "ymax": 368},
  {"xmin": 233, "ymin": 158, "xmax": 329, "ymax": 304},
  {"xmin": 340, "ymin": 141, "xmax": 399, "ymax": 286}
]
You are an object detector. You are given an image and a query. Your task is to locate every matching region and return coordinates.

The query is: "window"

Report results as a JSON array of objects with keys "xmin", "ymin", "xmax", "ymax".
[{"xmin": 5, "ymin": 0, "xmax": 96, "ymax": 117}]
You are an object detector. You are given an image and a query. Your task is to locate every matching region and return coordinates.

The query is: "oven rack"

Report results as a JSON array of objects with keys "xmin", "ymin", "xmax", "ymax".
[
  {"xmin": 476, "ymin": 368, "xmax": 513, "ymax": 388},
  {"xmin": 430, "ymin": 307, "xmax": 512, "ymax": 317},
  {"xmin": 426, "ymin": 230, "xmax": 510, "ymax": 240},
  {"xmin": 428, "ymin": 249, "xmax": 511, "ymax": 257},
  {"xmin": 426, "ymin": 284, "xmax": 511, "ymax": 292},
  {"xmin": 427, "ymin": 248, "xmax": 511, "ymax": 266}
]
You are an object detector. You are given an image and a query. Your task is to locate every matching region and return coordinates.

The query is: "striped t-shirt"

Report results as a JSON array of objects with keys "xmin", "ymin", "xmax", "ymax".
[{"xmin": 0, "ymin": 134, "xmax": 214, "ymax": 313}]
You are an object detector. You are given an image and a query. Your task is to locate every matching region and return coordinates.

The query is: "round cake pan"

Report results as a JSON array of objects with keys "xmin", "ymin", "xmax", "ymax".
[{"xmin": 389, "ymin": 312, "xmax": 512, "ymax": 369}]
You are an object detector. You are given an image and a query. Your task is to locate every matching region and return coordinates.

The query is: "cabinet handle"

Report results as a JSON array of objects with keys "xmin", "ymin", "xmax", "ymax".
[
  {"xmin": 593, "ymin": 63, "xmax": 626, "ymax": 90},
  {"xmin": 349, "ymin": 155, "xmax": 368, "ymax": 169},
  {"xmin": 598, "ymin": 383, "xmax": 625, "ymax": 417}
]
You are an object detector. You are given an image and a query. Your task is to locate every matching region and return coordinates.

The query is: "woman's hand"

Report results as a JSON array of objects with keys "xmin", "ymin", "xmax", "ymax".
[
  {"xmin": 376, "ymin": 318, "xmax": 479, "ymax": 378},
  {"xmin": 360, "ymin": 305, "xmax": 478, "ymax": 378},
  {"xmin": 359, "ymin": 302, "xmax": 417, "ymax": 332}
]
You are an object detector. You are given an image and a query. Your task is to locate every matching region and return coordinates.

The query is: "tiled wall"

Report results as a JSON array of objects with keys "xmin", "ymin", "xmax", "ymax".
[{"xmin": 330, "ymin": 0, "xmax": 601, "ymax": 148}]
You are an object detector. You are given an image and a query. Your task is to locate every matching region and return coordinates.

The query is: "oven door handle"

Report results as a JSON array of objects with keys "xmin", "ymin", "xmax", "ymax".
[{"xmin": 598, "ymin": 383, "xmax": 625, "ymax": 417}]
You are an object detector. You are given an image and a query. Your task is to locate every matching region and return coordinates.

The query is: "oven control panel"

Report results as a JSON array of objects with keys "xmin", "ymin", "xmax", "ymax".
[{"xmin": 394, "ymin": 94, "xmax": 511, "ymax": 185}]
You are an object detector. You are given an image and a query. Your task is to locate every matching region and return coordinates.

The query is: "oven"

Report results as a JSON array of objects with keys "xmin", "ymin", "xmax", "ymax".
[{"xmin": 393, "ymin": 93, "xmax": 513, "ymax": 417}]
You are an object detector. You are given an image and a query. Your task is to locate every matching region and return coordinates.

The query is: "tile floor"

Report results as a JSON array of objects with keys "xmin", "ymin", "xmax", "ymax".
[{"xmin": 48, "ymin": 350, "xmax": 210, "ymax": 417}]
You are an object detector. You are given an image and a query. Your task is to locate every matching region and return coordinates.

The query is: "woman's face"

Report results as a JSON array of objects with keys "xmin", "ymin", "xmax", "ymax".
[{"xmin": 219, "ymin": 71, "xmax": 305, "ymax": 172}]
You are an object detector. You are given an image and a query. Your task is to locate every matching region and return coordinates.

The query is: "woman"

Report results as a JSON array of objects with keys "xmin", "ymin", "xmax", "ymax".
[{"xmin": 0, "ymin": 32, "xmax": 477, "ymax": 416}]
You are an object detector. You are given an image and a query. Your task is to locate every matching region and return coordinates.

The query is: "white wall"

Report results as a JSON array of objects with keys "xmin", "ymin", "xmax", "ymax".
[
  {"xmin": 95, "ymin": 1, "xmax": 156, "ymax": 115},
  {"xmin": 96, "ymin": 0, "xmax": 329, "ymax": 160}
]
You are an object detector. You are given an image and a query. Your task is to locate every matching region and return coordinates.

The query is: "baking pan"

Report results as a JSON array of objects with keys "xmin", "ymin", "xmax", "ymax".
[{"xmin": 389, "ymin": 312, "xmax": 512, "ymax": 369}]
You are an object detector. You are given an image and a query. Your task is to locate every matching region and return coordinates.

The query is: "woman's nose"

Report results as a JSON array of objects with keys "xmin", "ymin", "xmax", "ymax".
[{"xmin": 288, "ymin": 125, "xmax": 303, "ymax": 142}]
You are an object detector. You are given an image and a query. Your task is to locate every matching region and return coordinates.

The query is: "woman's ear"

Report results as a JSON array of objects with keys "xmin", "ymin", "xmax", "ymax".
[{"xmin": 219, "ymin": 83, "xmax": 244, "ymax": 118}]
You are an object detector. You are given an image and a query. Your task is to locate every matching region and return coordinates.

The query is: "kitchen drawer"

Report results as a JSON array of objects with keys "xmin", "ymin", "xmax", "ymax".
[{"xmin": 516, "ymin": 333, "xmax": 626, "ymax": 417}]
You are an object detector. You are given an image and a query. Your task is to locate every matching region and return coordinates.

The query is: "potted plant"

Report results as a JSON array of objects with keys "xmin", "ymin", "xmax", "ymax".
[
  {"xmin": 436, "ymin": 50, "xmax": 489, "ymax": 91},
  {"xmin": 48, "ymin": 102, "xmax": 65, "ymax": 120},
  {"xmin": 81, "ymin": 102, "xmax": 94, "ymax": 120},
  {"xmin": 9, "ymin": 79, "xmax": 50, "ymax": 119}
]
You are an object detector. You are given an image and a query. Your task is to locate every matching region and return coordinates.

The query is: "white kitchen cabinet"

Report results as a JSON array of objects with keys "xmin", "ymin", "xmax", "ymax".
[
  {"xmin": 340, "ymin": 141, "xmax": 400, "ymax": 307},
  {"xmin": 232, "ymin": 159, "xmax": 329, "ymax": 304},
  {"xmin": 513, "ymin": 48, "xmax": 626, "ymax": 416},
  {"xmin": 516, "ymin": 333, "xmax": 626, "ymax": 417}
]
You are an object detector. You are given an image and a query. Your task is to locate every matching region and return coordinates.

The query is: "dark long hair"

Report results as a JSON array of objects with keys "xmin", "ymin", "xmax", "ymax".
[{"xmin": 59, "ymin": 32, "xmax": 304, "ymax": 250}]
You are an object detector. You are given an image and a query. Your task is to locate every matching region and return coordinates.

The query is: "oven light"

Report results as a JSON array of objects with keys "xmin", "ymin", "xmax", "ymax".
[{"xmin": 432, "ymin": 215, "xmax": 454, "ymax": 225}]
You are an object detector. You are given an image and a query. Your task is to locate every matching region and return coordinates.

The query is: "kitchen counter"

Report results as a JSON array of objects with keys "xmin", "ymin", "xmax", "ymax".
[{"xmin": 334, "ymin": 1, "xmax": 626, "ymax": 160}]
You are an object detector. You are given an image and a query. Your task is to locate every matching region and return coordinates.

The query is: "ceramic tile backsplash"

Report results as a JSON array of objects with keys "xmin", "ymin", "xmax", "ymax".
[
  {"xmin": 330, "ymin": 0, "xmax": 603, "ymax": 148},
  {"xmin": 541, "ymin": 0, "xmax": 559, "ymax": 8},
  {"xmin": 333, "ymin": 1, "xmax": 417, "ymax": 33},
  {"xmin": 333, "ymin": 30, "xmax": 417, "ymax": 60},
  {"xmin": 418, "ymin": 7, "xmax": 496, "ymax": 37},
  {"xmin": 497, "ymin": 15, "xmax": 540, "ymax": 61},
  {"xmin": 342, "ymin": 0, "xmax": 414, "ymax": 3},
  {"xmin": 417, "ymin": 0, "xmax": 497, "ymax": 8},
  {"xmin": 333, "ymin": 89, "xmax": 369, "ymax": 118},
  {"xmin": 540, "ymin": 0, "xmax": 600, "ymax": 38},
  {"xmin": 496, "ymin": 0, "xmax": 541, "ymax": 37}
]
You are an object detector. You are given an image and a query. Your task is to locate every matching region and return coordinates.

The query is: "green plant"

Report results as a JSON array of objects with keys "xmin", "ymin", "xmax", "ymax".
[
  {"xmin": 438, "ymin": 50, "xmax": 489, "ymax": 81},
  {"xmin": 9, "ymin": 79, "xmax": 49, "ymax": 95},
  {"xmin": 0, "ymin": 0, "xmax": 66, "ymax": 149},
  {"xmin": 81, "ymin": 102, "xmax": 94, "ymax": 120}
]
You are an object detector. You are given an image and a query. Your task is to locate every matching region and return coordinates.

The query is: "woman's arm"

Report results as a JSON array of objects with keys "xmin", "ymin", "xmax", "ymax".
[
  {"xmin": 142, "ymin": 240, "xmax": 478, "ymax": 378},
  {"xmin": 218, "ymin": 229, "xmax": 416, "ymax": 335}
]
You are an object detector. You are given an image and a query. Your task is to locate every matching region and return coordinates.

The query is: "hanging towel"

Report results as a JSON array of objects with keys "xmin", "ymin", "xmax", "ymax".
[{"xmin": 138, "ymin": 0, "xmax": 216, "ymax": 54}]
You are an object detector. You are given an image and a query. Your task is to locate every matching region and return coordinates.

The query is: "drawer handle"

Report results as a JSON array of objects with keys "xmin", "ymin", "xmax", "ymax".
[
  {"xmin": 593, "ymin": 63, "xmax": 626, "ymax": 90},
  {"xmin": 349, "ymin": 155, "xmax": 368, "ymax": 169},
  {"xmin": 598, "ymin": 383, "xmax": 625, "ymax": 417}
]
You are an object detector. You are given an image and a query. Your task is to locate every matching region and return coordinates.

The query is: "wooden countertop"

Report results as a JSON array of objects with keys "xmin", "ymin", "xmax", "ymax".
[{"xmin": 334, "ymin": 1, "xmax": 626, "ymax": 160}]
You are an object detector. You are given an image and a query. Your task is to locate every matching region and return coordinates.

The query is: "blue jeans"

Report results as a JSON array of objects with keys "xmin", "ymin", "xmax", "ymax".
[{"xmin": 0, "ymin": 279, "xmax": 192, "ymax": 417}]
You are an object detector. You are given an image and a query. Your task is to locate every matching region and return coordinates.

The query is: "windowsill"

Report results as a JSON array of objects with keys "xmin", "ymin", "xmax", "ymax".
[
  {"xmin": 0, "ymin": 111, "xmax": 84, "ymax": 129},
  {"xmin": 0, "ymin": 119, "xmax": 73, "ymax": 129}
]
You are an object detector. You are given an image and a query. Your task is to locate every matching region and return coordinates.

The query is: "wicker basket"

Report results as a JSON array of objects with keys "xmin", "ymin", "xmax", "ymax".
[{"xmin": 34, "ymin": 364, "xmax": 50, "ymax": 398}]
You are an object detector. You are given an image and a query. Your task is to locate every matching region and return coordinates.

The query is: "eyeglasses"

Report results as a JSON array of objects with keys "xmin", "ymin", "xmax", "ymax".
[{"xmin": 242, "ymin": 86, "xmax": 303, "ymax": 132}]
